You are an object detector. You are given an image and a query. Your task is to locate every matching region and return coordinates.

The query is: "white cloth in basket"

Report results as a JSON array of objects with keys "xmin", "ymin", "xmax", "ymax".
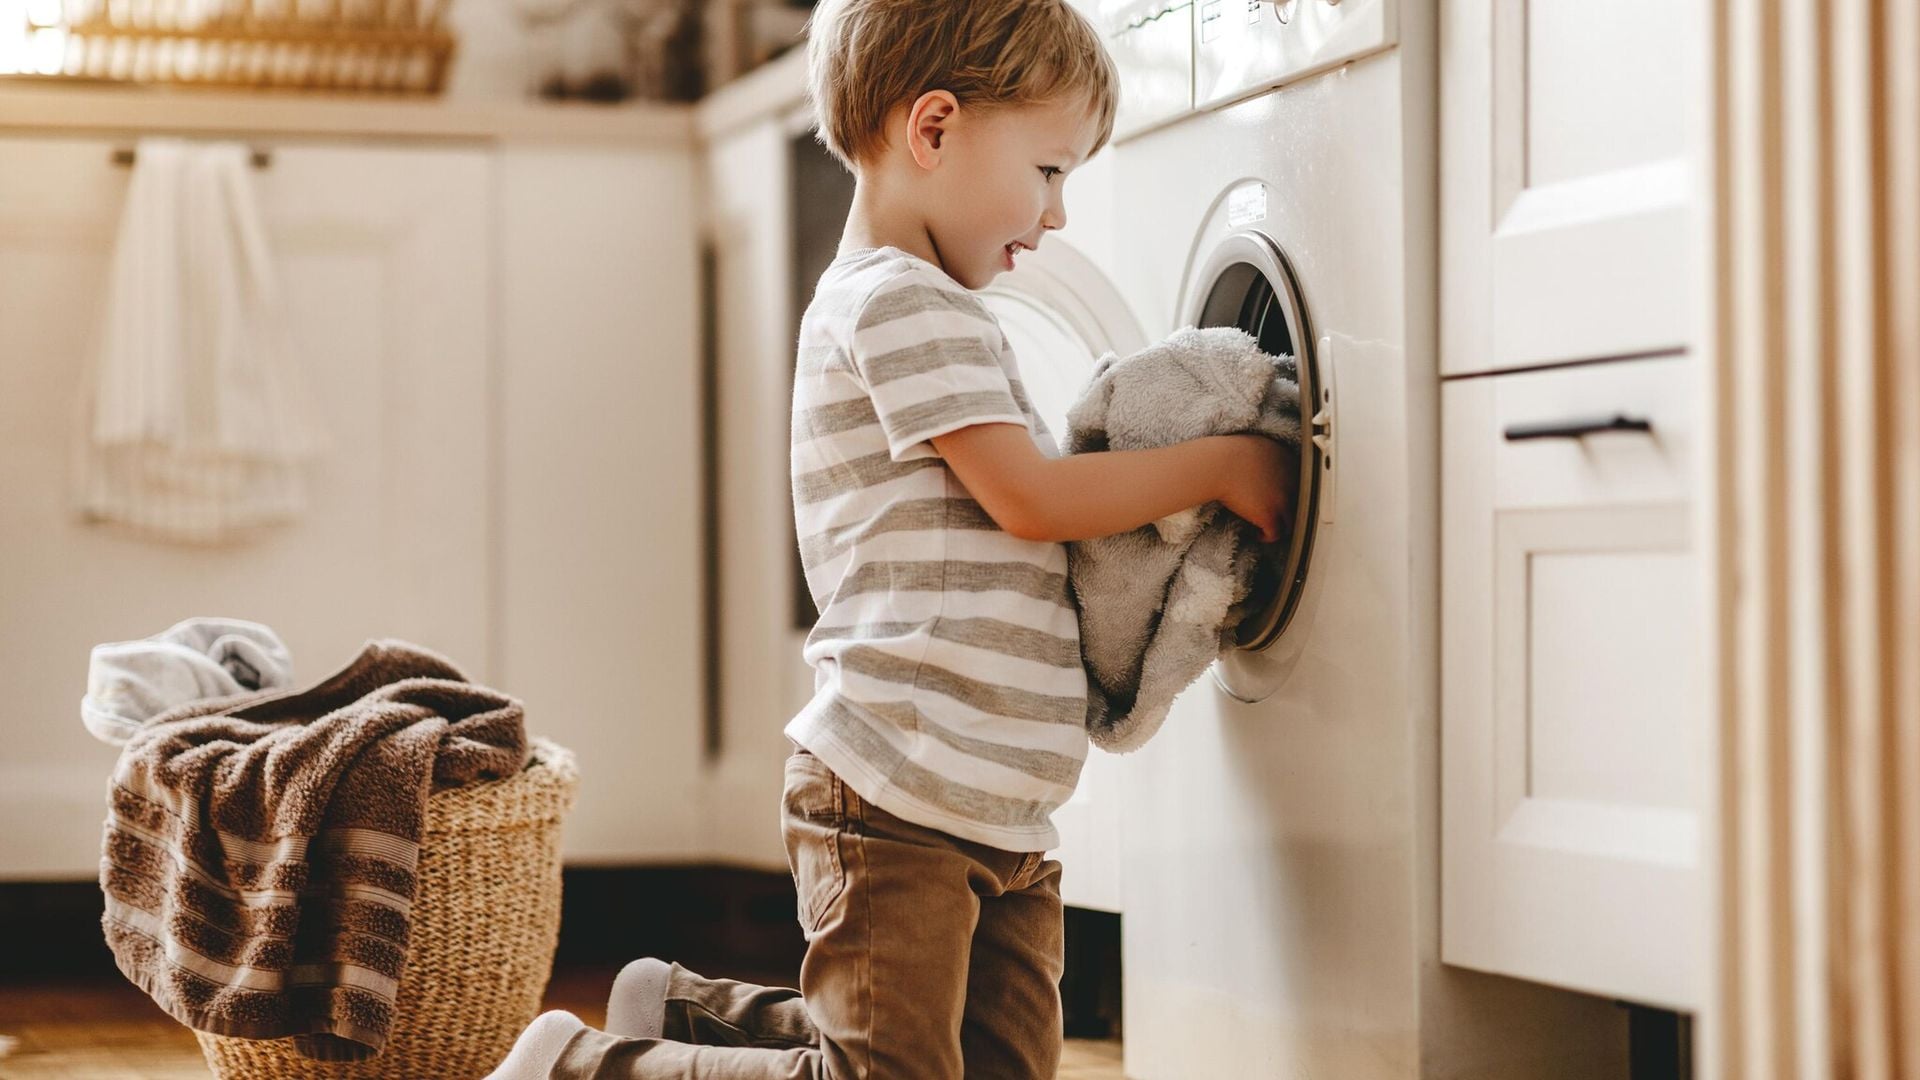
[{"xmin": 80, "ymin": 616, "xmax": 295, "ymax": 746}]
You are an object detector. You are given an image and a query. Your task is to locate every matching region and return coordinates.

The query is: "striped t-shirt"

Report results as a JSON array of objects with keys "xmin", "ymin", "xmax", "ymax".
[{"xmin": 785, "ymin": 246, "xmax": 1089, "ymax": 853}]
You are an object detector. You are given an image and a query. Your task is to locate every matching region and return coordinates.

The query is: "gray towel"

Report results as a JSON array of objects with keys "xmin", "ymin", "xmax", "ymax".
[
  {"xmin": 99, "ymin": 638, "xmax": 529, "ymax": 1061},
  {"xmin": 1063, "ymin": 326, "xmax": 1301, "ymax": 753}
]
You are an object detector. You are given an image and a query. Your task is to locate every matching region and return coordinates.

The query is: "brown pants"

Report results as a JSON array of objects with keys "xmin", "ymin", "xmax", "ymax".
[{"xmin": 551, "ymin": 745, "xmax": 1067, "ymax": 1079}]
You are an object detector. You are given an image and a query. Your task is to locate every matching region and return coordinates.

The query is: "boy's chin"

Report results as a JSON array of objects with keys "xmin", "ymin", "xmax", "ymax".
[{"xmin": 956, "ymin": 261, "xmax": 1005, "ymax": 291}]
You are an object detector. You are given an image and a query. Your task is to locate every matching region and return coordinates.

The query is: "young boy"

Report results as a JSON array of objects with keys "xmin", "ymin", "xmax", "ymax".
[{"xmin": 491, "ymin": 1, "xmax": 1297, "ymax": 1076}]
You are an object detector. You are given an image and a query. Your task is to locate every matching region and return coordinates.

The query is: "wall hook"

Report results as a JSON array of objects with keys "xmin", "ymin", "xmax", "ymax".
[{"xmin": 110, "ymin": 147, "xmax": 273, "ymax": 169}]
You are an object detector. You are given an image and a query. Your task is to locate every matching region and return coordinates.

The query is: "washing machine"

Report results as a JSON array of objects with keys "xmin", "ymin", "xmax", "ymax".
[{"xmin": 1066, "ymin": 0, "xmax": 1620, "ymax": 1076}]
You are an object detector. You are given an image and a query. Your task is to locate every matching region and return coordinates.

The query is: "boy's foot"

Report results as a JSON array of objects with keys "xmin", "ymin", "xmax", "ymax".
[
  {"xmin": 606, "ymin": 956, "xmax": 673, "ymax": 1039},
  {"xmin": 485, "ymin": 1009, "xmax": 586, "ymax": 1079}
]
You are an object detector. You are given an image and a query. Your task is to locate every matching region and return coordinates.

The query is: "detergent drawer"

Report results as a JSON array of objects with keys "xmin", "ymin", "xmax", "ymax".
[{"xmin": 1193, "ymin": 0, "xmax": 1395, "ymax": 112}]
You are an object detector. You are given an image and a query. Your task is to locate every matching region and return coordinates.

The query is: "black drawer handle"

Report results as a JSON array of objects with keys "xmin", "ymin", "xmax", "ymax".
[{"xmin": 1503, "ymin": 413, "xmax": 1654, "ymax": 442}]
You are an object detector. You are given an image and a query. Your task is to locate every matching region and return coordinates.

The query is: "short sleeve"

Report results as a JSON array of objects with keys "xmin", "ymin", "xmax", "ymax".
[{"xmin": 849, "ymin": 269, "xmax": 1029, "ymax": 461}]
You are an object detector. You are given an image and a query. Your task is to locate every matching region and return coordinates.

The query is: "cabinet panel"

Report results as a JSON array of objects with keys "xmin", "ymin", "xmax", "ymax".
[
  {"xmin": 495, "ymin": 146, "xmax": 705, "ymax": 864},
  {"xmin": 0, "ymin": 136, "xmax": 492, "ymax": 879},
  {"xmin": 1441, "ymin": 356, "xmax": 1704, "ymax": 1009},
  {"xmin": 1521, "ymin": 541, "xmax": 1695, "ymax": 810},
  {"xmin": 1523, "ymin": 5, "xmax": 1687, "ymax": 184},
  {"xmin": 699, "ymin": 116, "xmax": 821, "ymax": 869},
  {"xmin": 1441, "ymin": 0, "xmax": 1697, "ymax": 377}
]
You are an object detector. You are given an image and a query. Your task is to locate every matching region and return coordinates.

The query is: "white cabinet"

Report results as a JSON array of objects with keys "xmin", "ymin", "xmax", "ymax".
[
  {"xmin": 0, "ymin": 132, "xmax": 703, "ymax": 877},
  {"xmin": 1440, "ymin": 0, "xmax": 1696, "ymax": 377},
  {"xmin": 494, "ymin": 145, "xmax": 706, "ymax": 864},
  {"xmin": 698, "ymin": 105, "xmax": 822, "ymax": 869},
  {"xmin": 1440, "ymin": 357, "xmax": 1703, "ymax": 1009},
  {"xmin": 1439, "ymin": 0, "xmax": 1706, "ymax": 1011},
  {"xmin": 0, "ymin": 137, "xmax": 494, "ymax": 878}
]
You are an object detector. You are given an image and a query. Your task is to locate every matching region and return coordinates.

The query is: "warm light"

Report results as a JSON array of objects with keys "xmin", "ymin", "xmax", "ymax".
[
  {"xmin": 0, "ymin": 0, "xmax": 26, "ymax": 74},
  {"xmin": 30, "ymin": 24, "xmax": 63, "ymax": 73},
  {"xmin": 0, "ymin": 0, "xmax": 67, "ymax": 75}
]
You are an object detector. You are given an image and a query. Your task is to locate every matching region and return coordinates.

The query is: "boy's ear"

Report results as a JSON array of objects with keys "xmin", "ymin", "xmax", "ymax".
[{"xmin": 905, "ymin": 90, "xmax": 960, "ymax": 170}]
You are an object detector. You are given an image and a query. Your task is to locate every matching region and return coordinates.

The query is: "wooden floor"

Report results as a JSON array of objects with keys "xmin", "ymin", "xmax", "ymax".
[{"xmin": 0, "ymin": 968, "xmax": 1124, "ymax": 1078}]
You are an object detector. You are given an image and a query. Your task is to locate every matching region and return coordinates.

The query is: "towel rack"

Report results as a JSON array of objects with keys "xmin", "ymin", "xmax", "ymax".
[{"xmin": 110, "ymin": 148, "xmax": 274, "ymax": 169}]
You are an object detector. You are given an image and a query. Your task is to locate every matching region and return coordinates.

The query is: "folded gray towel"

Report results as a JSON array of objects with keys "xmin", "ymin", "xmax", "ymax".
[
  {"xmin": 1063, "ymin": 326, "xmax": 1301, "ymax": 753},
  {"xmin": 99, "ymin": 638, "xmax": 529, "ymax": 1061},
  {"xmin": 80, "ymin": 616, "xmax": 296, "ymax": 746}
]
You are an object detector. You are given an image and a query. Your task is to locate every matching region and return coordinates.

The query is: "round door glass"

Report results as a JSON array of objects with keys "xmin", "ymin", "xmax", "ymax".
[{"xmin": 1187, "ymin": 232, "xmax": 1322, "ymax": 652}]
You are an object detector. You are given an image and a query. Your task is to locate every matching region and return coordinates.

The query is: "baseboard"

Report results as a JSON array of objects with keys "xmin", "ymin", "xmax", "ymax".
[
  {"xmin": 1, "ymin": 866, "xmax": 1122, "ymax": 1039},
  {"xmin": 554, "ymin": 864, "xmax": 809, "ymax": 978},
  {"xmin": 0, "ymin": 865, "xmax": 805, "ymax": 983}
]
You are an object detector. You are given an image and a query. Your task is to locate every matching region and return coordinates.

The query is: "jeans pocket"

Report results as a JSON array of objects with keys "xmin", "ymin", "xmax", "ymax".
[{"xmin": 780, "ymin": 753, "xmax": 848, "ymax": 934}]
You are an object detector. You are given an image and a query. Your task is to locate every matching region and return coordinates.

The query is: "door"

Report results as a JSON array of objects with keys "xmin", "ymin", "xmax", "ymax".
[
  {"xmin": 1181, "ymin": 229, "xmax": 1329, "ymax": 703},
  {"xmin": 1440, "ymin": 0, "xmax": 1695, "ymax": 377},
  {"xmin": 1441, "ymin": 356, "xmax": 1704, "ymax": 1009},
  {"xmin": 495, "ymin": 144, "xmax": 706, "ymax": 864},
  {"xmin": 1438, "ymin": 0, "xmax": 1706, "ymax": 1009},
  {"xmin": 0, "ymin": 136, "xmax": 493, "ymax": 879}
]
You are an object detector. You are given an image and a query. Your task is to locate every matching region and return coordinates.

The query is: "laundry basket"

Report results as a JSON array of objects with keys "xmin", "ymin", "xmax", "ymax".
[{"xmin": 195, "ymin": 736, "xmax": 579, "ymax": 1079}]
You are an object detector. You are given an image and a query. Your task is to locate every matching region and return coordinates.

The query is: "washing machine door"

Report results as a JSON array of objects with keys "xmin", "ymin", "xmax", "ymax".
[
  {"xmin": 979, "ymin": 239, "xmax": 1147, "ymax": 445},
  {"xmin": 1184, "ymin": 230, "xmax": 1330, "ymax": 702}
]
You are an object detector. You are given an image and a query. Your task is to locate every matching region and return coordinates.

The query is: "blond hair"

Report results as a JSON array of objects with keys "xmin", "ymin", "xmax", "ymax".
[{"xmin": 805, "ymin": 0, "xmax": 1120, "ymax": 169}]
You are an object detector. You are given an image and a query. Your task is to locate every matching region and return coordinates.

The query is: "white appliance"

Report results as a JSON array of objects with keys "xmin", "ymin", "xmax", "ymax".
[{"xmin": 1056, "ymin": 0, "xmax": 1635, "ymax": 1075}]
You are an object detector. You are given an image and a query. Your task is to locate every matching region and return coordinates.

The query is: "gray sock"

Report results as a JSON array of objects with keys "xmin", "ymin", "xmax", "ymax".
[
  {"xmin": 485, "ymin": 1010, "xmax": 586, "ymax": 1079},
  {"xmin": 605, "ymin": 957, "xmax": 673, "ymax": 1039}
]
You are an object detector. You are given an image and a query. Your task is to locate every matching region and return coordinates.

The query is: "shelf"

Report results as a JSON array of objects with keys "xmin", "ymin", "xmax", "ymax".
[{"xmin": 0, "ymin": 78, "xmax": 696, "ymax": 147}]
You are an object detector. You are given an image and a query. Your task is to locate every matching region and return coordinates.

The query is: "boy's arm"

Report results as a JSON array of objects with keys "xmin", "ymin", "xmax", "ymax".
[{"xmin": 930, "ymin": 423, "xmax": 1279, "ymax": 544}]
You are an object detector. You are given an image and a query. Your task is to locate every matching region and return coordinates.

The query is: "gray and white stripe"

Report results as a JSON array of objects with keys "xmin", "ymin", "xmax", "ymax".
[{"xmin": 785, "ymin": 247, "xmax": 1089, "ymax": 852}]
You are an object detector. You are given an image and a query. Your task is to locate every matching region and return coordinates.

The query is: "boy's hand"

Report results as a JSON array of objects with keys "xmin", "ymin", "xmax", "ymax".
[
  {"xmin": 1217, "ymin": 434, "xmax": 1299, "ymax": 544},
  {"xmin": 930, "ymin": 425, "xmax": 1300, "ymax": 545}
]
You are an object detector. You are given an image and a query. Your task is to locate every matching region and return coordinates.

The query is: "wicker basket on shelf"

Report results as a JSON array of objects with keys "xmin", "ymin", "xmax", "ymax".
[
  {"xmin": 43, "ymin": 0, "xmax": 459, "ymax": 94},
  {"xmin": 194, "ymin": 736, "xmax": 579, "ymax": 1080}
]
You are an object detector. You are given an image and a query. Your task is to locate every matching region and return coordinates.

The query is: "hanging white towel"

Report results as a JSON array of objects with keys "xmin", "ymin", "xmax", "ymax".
[{"xmin": 73, "ymin": 136, "xmax": 327, "ymax": 543}]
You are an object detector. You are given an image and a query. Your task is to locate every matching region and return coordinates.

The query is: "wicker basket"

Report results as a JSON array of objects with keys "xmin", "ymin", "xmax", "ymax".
[{"xmin": 195, "ymin": 736, "xmax": 579, "ymax": 1079}]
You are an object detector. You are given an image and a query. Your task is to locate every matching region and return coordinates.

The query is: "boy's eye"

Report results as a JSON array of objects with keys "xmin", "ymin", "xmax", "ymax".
[{"xmin": 1039, "ymin": 166, "xmax": 1063, "ymax": 181}]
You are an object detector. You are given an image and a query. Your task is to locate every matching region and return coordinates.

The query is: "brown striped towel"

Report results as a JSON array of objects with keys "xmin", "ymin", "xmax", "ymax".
[{"xmin": 98, "ymin": 638, "xmax": 529, "ymax": 1061}]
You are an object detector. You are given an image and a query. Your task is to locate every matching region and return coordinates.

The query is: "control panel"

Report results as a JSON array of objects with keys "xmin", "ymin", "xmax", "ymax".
[
  {"xmin": 1099, "ymin": 0, "xmax": 1396, "ymax": 141},
  {"xmin": 1100, "ymin": 1, "xmax": 1194, "ymax": 141},
  {"xmin": 1194, "ymin": 0, "xmax": 1394, "ymax": 110}
]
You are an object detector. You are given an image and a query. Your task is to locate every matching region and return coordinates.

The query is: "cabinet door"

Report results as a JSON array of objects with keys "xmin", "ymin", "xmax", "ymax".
[
  {"xmin": 1440, "ymin": 356, "xmax": 1704, "ymax": 1009},
  {"xmin": 1440, "ymin": 0, "xmax": 1697, "ymax": 377},
  {"xmin": 0, "ymin": 137, "xmax": 492, "ymax": 879},
  {"xmin": 700, "ymin": 115, "xmax": 824, "ymax": 868},
  {"xmin": 495, "ymin": 145, "xmax": 705, "ymax": 863}
]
